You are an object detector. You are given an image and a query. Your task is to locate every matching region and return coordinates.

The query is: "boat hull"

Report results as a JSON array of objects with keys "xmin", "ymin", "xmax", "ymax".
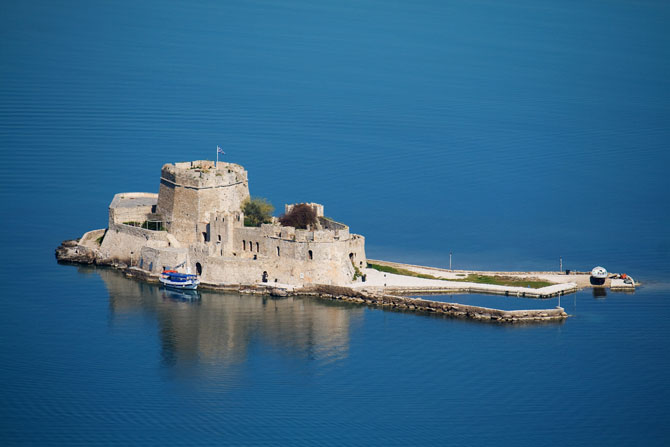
[{"xmin": 159, "ymin": 277, "xmax": 199, "ymax": 290}]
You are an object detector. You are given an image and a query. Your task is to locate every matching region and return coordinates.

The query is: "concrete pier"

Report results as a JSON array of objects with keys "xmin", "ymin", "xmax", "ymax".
[{"xmin": 360, "ymin": 259, "xmax": 634, "ymax": 295}]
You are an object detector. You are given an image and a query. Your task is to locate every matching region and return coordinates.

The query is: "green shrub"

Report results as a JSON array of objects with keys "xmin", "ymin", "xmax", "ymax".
[
  {"xmin": 352, "ymin": 262, "xmax": 362, "ymax": 280},
  {"xmin": 243, "ymin": 197, "xmax": 274, "ymax": 227}
]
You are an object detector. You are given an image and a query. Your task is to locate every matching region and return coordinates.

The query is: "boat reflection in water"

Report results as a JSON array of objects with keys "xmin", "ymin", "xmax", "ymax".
[
  {"xmin": 95, "ymin": 267, "xmax": 362, "ymax": 372},
  {"xmin": 593, "ymin": 287, "xmax": 607, "ymax": 298},
  {"xmin": 161, "ymin": 287, "xmax": 201, "ymax": 302}
]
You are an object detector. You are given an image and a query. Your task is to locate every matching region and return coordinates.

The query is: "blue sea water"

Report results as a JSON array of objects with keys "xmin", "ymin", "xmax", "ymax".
[{"xmin": 1, "ymin": 0, "xmax": 669, "ymax": 445}]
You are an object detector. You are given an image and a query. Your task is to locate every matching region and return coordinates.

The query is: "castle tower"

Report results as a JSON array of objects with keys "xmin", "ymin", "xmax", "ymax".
[{"xmin": 156, "ymin": 160, "xmax": 250, "ymax": 244}]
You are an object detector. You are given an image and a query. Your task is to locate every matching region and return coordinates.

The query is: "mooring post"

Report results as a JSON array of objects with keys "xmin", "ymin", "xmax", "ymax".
[
  {"xmin": 560, "ymin": 256, "xmax": 563, "ymax": 272},
  {"xmin": 450, "ymin": 251, "xmax": 452, "ymax": 271}
]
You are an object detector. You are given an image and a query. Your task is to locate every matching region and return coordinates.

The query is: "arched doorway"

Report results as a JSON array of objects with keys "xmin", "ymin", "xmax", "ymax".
[
  {"xmin": 196, "ymin": 262, "xmax": 202, "ymax": 276},
  {"xmin": 262, "ymin": 271, "xmax": 268, "ymax": 283}
]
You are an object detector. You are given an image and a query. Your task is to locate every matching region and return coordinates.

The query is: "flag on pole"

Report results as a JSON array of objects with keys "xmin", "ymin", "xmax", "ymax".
[{"xmin": 217, "ymin": 145, "xmax": 225, "ymax": 155}]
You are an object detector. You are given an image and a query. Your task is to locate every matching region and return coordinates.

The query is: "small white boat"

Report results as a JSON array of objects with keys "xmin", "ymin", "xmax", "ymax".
[
  {"xmin": 590, "ymin": 266, "xmax": 608, "ymax": 286},
  {"xmin": 591, "ymin": 266, "xmax": 608, "ymax": 279},
  {"xmin": 160, "ymin": 270, "xmax": 199, "ymax": 290}
]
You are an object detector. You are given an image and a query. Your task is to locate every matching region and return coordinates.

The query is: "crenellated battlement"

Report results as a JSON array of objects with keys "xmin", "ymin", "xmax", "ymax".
[
  {"xmin": 161, "ymin": 160, "xmax": 248, "ymax": 190},
  {"xmin": 260, "ymin": 225, "xmax": 350, "ymax": 243}
]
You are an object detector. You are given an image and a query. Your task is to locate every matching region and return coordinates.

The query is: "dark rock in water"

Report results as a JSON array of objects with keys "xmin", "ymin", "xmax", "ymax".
[
  {"xmin": 270, "ymin": 288, "xmax": 288, "ymax": 297},
  {"xmin": 55, "ymin": 240, "xmax": 97, "ymax": 264},
  {"xmin": 97, "ymin": 257, "xmax": 114, "ymax": 266}
]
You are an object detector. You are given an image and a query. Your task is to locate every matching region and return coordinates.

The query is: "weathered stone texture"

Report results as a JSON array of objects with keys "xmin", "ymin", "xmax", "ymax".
[
  {"xmin": 301, "ymin": 285, "xmax": 568, "ymax": 323},
  {"xmin": 65, "ymin": 160, "xmax": 368, "ymax": 287},
  {"xmin": 108, "ymin": 192, "xmax": 159, "ymax": 225},
  {"xmin": 55, "ymin": 239, "xmax": 97, "ymax": 264},
  {"xmin": 157, "ymin": 160, "xmax": 250, "ymax": 244},
  {"xmin": 99, "ymin": 223, "xmax": 170, "ymax": 264}
]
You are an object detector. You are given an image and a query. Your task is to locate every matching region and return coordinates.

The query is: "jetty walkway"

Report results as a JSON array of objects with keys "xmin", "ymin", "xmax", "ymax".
[{"xmin": 353, "ymin": 259, "xmax": 585, "ymax": 298}]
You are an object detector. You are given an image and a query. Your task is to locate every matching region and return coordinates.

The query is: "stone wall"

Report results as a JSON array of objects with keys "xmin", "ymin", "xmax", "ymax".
[
  {"xmin": 346, "ymin": 234, "xmax": 367, "ymax": 270},
  {"xmin": 138, "ymin": 246, "xmax": 189, "ymax": 274},
  {"xmin": 197, "ymin": 254, "xmax": 354, "ymax": 286},
  {"xmin": 79, "ymin": 228, "xmax": 106, "ymax": 249},
  {"xmin": 99, "ymin": 222, "xmax": 170, "ymax": 264},
  {"xmin": 208, "ymin": 211, "xmax": 244, "ymax": 257},
  {"xmin": 205, "ymin": 209, "xmax": 366, "ymax": 281},
  {"xmin": 319, "ymin": 216, "xmax": 347, "ymax": 231}
]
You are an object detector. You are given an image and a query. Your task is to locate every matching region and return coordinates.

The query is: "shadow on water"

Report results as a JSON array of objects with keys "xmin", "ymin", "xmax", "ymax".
[
  {"xmin": 593, "ymin": 287, "xmax": 607, "ymax": 298},
  {"xmin": 90, "ymin": 266, "xmax": 364, "ymax": 370}
]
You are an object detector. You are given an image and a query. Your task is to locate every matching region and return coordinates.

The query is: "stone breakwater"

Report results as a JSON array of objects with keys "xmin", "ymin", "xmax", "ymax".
[{"xmin": 296, "ymin": 285, "xmax": 568, "ymax": 323}]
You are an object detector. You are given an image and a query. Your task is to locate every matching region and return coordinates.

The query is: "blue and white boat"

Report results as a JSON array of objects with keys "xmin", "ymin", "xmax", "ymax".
[{"xmin": 160, "ymin": 269, "xmax": 200, "ymax": 290}]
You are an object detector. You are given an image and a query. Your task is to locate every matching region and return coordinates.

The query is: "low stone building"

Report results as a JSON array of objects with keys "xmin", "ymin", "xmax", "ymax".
[{"xmin": 92, "ymin": 160, "xmax": 366, "ymax": 287}]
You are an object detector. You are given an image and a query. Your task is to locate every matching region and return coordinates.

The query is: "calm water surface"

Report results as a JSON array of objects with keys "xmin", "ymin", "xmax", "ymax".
[{"xmin": 1, "ymin": 0, "xmax": 669, "ymax": 445}]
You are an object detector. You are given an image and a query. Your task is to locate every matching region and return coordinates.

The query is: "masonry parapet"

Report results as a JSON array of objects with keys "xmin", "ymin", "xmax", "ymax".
[
  {"xmin": 108, "ymin": 222, "xmax": 170, "ymax": 242},
  {"xmin": 319, "ymin": 216, "xmax": 347, "ymax": 231},
  {"xmin": 161, "ymin": 160, "xmax": 248, "ymax": 190},
  {"xmin": 109, "ymin": 192, "xmax": 160, "ymax": 225},
  {"xmin": 260, "ymin": 224, "xmax": 352, "ymax": 243}
]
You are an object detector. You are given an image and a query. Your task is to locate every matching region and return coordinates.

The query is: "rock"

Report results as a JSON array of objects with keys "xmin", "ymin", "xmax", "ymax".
[
  {"xmin": 55, "ymin": 240, "xmax": 97, "ymax": 264},
  {"xmin": 270, "ymin": 288, "xmax": 288, "ymax": 297}
]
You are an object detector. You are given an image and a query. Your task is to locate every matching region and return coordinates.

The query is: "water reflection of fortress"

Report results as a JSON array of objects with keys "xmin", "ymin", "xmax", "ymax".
[{"xmin": 98, "ymin": 268, "xmax": 363, "ymax": 366}]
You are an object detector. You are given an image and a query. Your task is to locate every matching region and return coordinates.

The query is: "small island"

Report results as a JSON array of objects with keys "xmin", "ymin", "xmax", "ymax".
[{"xmin": 56, "ymin": 160, "xmax": 632, "ymax": 323}]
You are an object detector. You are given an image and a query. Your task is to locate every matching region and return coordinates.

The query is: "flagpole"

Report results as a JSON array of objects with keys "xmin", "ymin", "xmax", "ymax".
[{"xmin": 216, "ymin": 145, "xmax": 225, "ymax": 166}]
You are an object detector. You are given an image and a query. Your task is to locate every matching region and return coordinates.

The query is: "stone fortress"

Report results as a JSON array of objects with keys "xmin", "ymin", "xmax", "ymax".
[
  {"xmin": 81, "ymin": 160, "xmax": 367, "ymax": 287},
  {"xmin": 58, "ymin": 158, "xmax": 637, "ymax": 324}
]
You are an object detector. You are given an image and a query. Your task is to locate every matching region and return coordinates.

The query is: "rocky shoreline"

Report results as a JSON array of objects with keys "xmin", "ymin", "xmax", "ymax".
[{"xmin": 56, "ymin": 239, "xmax": 568, "ymax": 324}]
